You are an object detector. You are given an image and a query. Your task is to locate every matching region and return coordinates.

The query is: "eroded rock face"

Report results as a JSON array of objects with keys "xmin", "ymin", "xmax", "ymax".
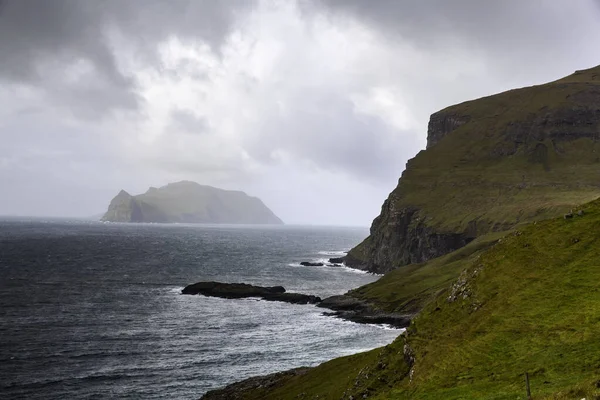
[
  {"xmin": 346, "ymin": 196, "xmax": 474, "ymax": 274},
  {"xmin": 426, "ymin": 111, "xmax": 470, "ymax": 149}
]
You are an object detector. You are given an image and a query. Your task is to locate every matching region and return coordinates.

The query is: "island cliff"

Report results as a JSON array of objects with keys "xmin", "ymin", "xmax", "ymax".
[
  {"xmin": 101, "ymin": 181, "xmax": 283, "ymax": 224},
  {"xmin": 347, "ymin": 66, "xmax": 600, "ymax": 273}
]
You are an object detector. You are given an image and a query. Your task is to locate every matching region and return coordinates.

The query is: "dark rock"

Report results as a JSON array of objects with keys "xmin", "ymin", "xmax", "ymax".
[
  {"xmin": 328, "ymin": 257, "xmax": 345, "ymax": 264},
  {"xmin": 263, "ymin": 293, "xmax": 321, "ymax": 304},
  {"xmin": 182, "ymin": 281, "xmax": 285, "ymax": 297},
  {"xmin": 326, "ymin": 263, "xmax": 342, "ymax": 267},
  {"xmin": 564, "ymin": 212, "xmax": 574, "ymax": 219},
  {"xmin": 182, "ymin": 281, "xmax": 320, "ymax": 305},
  {"xmin": 346, "ymin": 203, "xmax": 474, "ymax": 274},
  {"xmin": 300, "ymin": 261, "xmax": 324, "ymax": 267},
  {"xmin": 201, "ymin": 367, "xmax": 310, "ymax": 400},
  {"xmin": 318, "ymin": 295, "xmax": 410, "ymax": 328},
  {"xmin": 426, "ymin": 111, "xmax": 471, "ymax": 149}
]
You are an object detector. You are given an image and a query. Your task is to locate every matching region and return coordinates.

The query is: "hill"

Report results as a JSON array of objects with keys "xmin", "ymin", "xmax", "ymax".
[
  {"xmin": 203, "ymin": 198, "xmax": 600, "ymax": 400},
  {"xmin": 101, "ymin": 181, "xmax": 283, "ymax": 224},
  {"xmin": 346, "ymin": 65, "xmax": 600, "ymax": 273},
  {"xmin": 201, "ymin": 65, "xmax": 600, "ymax": 399}
]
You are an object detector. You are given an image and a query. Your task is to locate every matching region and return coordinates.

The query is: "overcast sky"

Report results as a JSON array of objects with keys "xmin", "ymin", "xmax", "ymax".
[{"xmin": 1, "ymin": 0, "xmax": 599, "ymax": 225}]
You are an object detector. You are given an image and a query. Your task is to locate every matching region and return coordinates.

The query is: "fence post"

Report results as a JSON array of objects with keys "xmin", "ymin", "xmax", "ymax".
[{"xmin": 525, "ymin": 372, "xmax": 531, "ymax": 399}]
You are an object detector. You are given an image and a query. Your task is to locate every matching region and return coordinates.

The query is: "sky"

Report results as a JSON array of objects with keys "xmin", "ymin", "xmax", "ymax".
[{"xmin": 1, "ymin": 0, "xmax": 600, "ymax": 226}]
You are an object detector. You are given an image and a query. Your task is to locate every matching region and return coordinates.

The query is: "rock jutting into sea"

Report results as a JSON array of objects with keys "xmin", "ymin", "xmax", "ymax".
[
  {"xmin": 181, "ymin": 281, "xmax": 321, "ymax": 304},
  {"xmin": 181, "ymin": 281, "xmax": 409, "ymax": 328}
]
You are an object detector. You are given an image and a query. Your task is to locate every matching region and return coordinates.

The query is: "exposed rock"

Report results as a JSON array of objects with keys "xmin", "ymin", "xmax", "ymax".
[
  {"xmin": 318, "ymin": 295, "xmax": 410, "ymax": 328},
  {"xmin": 182, "ymin": 282, "xmax": 320, "ymax": 304},
  {"xmin": 182, "ymin": 281, "xmax": 285, "ymax": 297},
  {"xmin": 201, "ymin": 367, "xmax": 310, "ymax": 400},
  {"xmin": 346, "ymin": 203, "xmax": 474, "ymax": 274},
  {"xmin": 300, "ymin": 261, "xmax": 324, "ymax": 267},
  {"xmin": 426, "ymin": 111, "xmax": 470, "ymax": 149},
  {"xmin": 328, "ymin": 257, "xmax": 345, "ymax": 264}
]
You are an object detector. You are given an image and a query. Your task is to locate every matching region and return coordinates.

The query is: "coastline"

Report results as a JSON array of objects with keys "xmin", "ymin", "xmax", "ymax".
[{"xmin": 194, "ymin": 258, "xmax": 410, "ymax": 399}]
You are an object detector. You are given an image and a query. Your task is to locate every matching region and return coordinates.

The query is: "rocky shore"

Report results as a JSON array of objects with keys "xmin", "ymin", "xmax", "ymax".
[
  {"xmin": 201, "ymin": 368, "xmax": 310, "ymax": 400},
  {"xmin": 182, "ymin": 281, "xmax": 410, "ymax": 328},
  {"xmin": 182, "ymin": 281, "xmax": 322, "ymax": 304},
  {"xmin": 318, "ymin": 295, "xmax": 410, "ymax": 327}
]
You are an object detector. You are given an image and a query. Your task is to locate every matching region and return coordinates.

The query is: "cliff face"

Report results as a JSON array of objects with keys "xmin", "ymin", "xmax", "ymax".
[
  {"xmin": 347, "ymin": 66, "xmax": 600, "ymax": 273},
  {"xmin": 102, "ymin": 190, "xmax": 145, "ymax": 222},
  {"xmin": 101, "ymin": 181, "xmax": 283, "ymax": 224}
]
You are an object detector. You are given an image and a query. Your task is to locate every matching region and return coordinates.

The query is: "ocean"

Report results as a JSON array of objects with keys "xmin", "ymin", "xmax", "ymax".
[{"xmin": 0, "ymin": 219, "xmax": 400, "ymax": 399}]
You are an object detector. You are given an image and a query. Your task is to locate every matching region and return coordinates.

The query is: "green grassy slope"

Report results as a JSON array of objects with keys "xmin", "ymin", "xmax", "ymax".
[
  {"xmin": 391, "ymin": 198, "xmax": 600, "ymax": 399},
  {"xmin": 213, "ymin": 197, "xmax": 600, "ymax": 399},
  {"xmin": 348, "ymin": 231, "xmax": 506, "ymax": 315}
]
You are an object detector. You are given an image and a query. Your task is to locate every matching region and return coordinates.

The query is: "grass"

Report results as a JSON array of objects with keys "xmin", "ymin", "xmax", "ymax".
[
  {"xmin": 217, "ymin": 197, "xmax": 600, "ymax": 399},
  {"xmin": 205, "ymin": 66, "xmax": 600, "ymax": 399},
  {"xmin": 388, "ymin": 198, "xmax": 600, "ymax": 399},
  {"xmin": 348, "ymin": 231, "xmax": 506, "ymax": 315}
]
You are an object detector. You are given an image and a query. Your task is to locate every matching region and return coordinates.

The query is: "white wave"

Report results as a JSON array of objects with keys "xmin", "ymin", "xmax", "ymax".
[{"xmin": 287, "ymin": 261, "xmax": 380, "ymax": 276}]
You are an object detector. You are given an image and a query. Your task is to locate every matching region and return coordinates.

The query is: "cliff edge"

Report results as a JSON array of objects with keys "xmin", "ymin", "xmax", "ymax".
[{"xmin": 347, "ymin": 65, "xmax": 600, "ymax": 273}]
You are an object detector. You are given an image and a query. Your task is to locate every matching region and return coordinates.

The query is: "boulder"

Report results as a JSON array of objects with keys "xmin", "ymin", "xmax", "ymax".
[
  {"xmin": 181, "ymin": 281, "xmax": 285, "ymax": 297},
  {"xmin": 328, "ymin": 257, "xmax": 345, "ymax": 264},
  {"xmin": 182, "ymin": 281, "xmax": 321, "ymax": 305},
  {"xmin": 300, "ymin": 261, "xmax": 324, "ymax": 267}
]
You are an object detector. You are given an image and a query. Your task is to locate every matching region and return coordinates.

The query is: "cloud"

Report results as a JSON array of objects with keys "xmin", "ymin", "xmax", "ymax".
[
  {"xmin": 0, "ymin": 0, "xmax": 254, "ymax": 118},
  {"xmin": 1, "ymin": 0, "xmax": 600, "ymax": 224}
]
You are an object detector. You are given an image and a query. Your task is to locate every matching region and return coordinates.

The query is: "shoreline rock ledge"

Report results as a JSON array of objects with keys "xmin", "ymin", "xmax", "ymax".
[{"xmin": 181, "ymin": 281, "xmax": 322, "ymax": 304}]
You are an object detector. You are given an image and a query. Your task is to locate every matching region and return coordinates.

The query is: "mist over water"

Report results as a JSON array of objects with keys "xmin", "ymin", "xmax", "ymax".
[{"xmin": 0, "ymin": 219, "xmax": 400, "ymax": 399}]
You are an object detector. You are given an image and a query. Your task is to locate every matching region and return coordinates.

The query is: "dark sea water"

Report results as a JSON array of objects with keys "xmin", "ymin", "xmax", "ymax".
[{"xmin": 0, "ymin": 219, "xmax": 400, "ymax": 399}]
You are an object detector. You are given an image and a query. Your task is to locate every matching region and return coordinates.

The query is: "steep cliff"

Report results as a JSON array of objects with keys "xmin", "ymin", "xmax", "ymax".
[
  {"xmin": 347, "ymin": 66, "xmax": 600, "ymax": 273},
  {"xmin": 101, "ymin": 181, "xmax": 283, "ymax": 224}
]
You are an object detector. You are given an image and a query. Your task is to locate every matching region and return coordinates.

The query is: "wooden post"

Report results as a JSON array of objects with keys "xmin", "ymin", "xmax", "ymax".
[{"xmin": 525, "ymin": 372, "xmax": 531, "ymax": 399}]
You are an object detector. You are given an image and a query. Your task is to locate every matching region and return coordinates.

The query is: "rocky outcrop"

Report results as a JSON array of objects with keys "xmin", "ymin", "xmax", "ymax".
[
  {"xmin": 426, "ymin": 110, "xmax": 470, "ymax": 149},
  {"xmin": 318, "ymin": 295, "xmax": 411, "ymax": 328},
  {"xmin": 346, "ymin": 200, "xmax": 474, "ymax": 274},
  {"xmin": 201, "ymin": 367, "xmax": 310, "ymax": 400},
  {"xmin": 182, "ymin": 282, "xmax": 321, "ymax": 304},
  {"xmin": 300, "ymin": 261, "xmax": 324, "ymax": 267}
]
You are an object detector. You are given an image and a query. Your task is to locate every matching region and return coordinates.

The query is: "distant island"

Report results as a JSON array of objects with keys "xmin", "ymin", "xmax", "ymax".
[{"xmin": 101, "ymin": 181, "xmax": 283, "ymax": 224}]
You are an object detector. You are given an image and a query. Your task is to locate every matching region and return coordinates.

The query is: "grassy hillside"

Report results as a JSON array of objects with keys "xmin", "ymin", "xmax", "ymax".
[{"xmin": 207, "ymin": 197, "xmax": 600, "ymax": 399}]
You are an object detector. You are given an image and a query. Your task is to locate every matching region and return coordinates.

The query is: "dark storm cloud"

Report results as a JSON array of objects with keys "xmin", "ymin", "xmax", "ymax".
[
  {"xmin": 0, "ymin": 0, "xmax": 253, "ymax": 118},
  {"xmin": 317, "ymin": 0, "xmax": 600, "ymax": 72}
]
